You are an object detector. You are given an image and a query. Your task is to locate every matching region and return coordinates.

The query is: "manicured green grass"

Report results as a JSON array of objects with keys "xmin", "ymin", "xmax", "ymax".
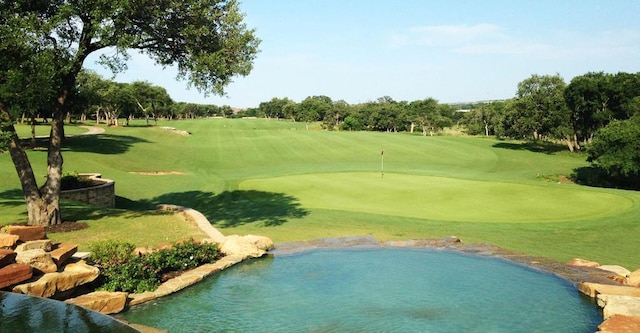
[{"xmin": 1, "ymin": 118, "xmax": 638, "ymax": 269}]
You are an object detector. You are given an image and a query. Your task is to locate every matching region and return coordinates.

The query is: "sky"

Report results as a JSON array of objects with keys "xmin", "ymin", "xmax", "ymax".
[{"xmin": 84, "ymin": 0, "xmax": 640, "ymax": 108}]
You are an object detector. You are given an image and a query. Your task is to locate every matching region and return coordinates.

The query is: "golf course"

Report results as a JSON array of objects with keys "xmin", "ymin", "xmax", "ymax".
[{"xmin": 1, "ymin": 118, "xmax": 639, "ymax": 269}]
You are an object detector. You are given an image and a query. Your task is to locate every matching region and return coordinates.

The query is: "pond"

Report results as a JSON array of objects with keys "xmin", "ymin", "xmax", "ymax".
[
  {"xmin": 119, "ymin": 248, "xmax": 601, "ymax": 332},
  {"xmin": 0, "ymin": 291, "xmax": 137, "ymax": 333}
]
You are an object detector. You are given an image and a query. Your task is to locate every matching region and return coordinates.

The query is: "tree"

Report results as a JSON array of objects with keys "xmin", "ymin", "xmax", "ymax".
[
  {"xmin": 564, "ymin": 72, "xmax": 613, "ymax": 150},
  {"xmin": 587, "ymin": 117, "xmax": 640, "ymax": 187},
  {"xmin": 298, "ymin": 95, "xmax": 333, "ymax": 130},
  {"xmin": 258, "ymin": 97, "xmax": 293, "ymax": 120},
  {"xmin": 462, "ymin": 101, "xmax": 507, "ymax": 137},
  {"xmin": 0, "ymin": 0, "xmax": 260, "ymax": 225},
  {"xmin": 502, "ymin": 74, "xmax": 572, "ymax": 149},
  {"xmin": 408, "ymin": 98, "xmax": 453, "ymax": 136},
  {"xmin": 130, "ymin": 81, "xmax": 173, "ymax": 125}
]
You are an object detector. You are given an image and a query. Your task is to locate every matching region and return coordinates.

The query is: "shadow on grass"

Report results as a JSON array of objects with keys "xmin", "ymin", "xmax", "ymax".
[
  {"xmin": 123, "ymin": 190, "xmax": 309, "ymax": 227},
  {"xmin": 493, "ymin": 141, "xmax": 567, "ymax": 154},
  {"xmin": 4, "ymin": 188, "xmax": 308, "ymax": 227},
  {"xmin": 0, "ymin": 189, "xmax": 26, "ymax": 208},
  {"xmin": 572, "ymin": 166, "xmax": 640, "ymax": 190},
  {"xmin": 62, "ymin": 134, "xmax": 150, "ymax": 155}
]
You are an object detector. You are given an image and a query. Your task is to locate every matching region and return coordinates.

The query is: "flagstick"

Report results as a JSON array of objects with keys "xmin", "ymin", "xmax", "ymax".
[{"xmin": 381, "ymin": 149, "xmax": 384, "ymax": 179}]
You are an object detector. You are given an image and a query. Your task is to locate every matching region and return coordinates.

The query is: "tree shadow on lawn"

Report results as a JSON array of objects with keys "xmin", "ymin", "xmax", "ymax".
[
  {"xmin": 572, "ymin": 166, "xmax": 640, "ymax": 190},
  {"xmin": 0, "ymin": 189, "xmax": 26, "ymax": 208},
  {"xmin": 133, "ymin": 190, "xmax": 309, "ymax": 227},
  {"xmin": 61, "ymin": 134, "xmax": 151, "ymax": 155},
  {"xmin": 493, "ymin": 141, "xmax": 567, "ymax": 154}
]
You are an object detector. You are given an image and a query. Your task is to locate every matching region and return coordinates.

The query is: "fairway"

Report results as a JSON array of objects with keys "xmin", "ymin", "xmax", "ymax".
[
  {"xmin": 240, "ymin": 172, "xmax": 633, "ymax": 223},
  {"xmin": 2, "ymin": 118, "xmax": 640, "ymax": 269}
]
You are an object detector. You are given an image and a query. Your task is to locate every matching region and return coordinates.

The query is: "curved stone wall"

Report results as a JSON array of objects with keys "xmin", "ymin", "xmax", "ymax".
[{"xmin": 60, "ymin": 173, "xmax": 115, "ymax": 208}]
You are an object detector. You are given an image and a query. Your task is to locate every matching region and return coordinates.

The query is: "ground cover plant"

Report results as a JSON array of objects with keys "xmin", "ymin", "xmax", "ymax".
[
  {"xmin": 88, "ymin": 239, "xmax": 220, "ymax": 293},
  {"xmin": 1, "ymin": 118, "xmax": 638, "ymax": 269}
]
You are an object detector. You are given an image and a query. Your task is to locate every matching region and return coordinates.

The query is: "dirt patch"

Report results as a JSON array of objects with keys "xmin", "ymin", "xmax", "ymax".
[
  {"xmin": 46, "ymin": 221, "xmax": 89, "ymax": 233},
  {"xmin": 128, "ymin": 171, "xmax": 186, "ymax": 175},
  {"xmin": 9, "ymin": 221, "xmax": 89, "ymax": 234}
]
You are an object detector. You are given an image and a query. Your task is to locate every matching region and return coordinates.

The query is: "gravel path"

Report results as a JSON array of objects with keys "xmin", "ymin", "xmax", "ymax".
[{"xmin": 76, "ymin": 126, "xmax": 105, "ymax": 135}]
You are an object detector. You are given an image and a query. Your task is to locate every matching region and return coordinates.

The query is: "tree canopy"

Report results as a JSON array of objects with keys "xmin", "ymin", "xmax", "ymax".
[{"xmin": 0, "ymin": 0, "xmax": 260, "ymax": 225}]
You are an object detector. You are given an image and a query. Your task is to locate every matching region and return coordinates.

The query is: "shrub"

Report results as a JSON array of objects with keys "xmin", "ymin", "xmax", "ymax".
[
  {"xmin": 88, "ymin": 239, "xmax": 220, "ymax": 293},
  {"xmin": 61, "ymin": 171, "xmax": 94, "ymax": 190}
]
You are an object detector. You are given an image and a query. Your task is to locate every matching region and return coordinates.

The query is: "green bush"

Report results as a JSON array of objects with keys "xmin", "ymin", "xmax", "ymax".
[
  {"xmin": 88, "ymin": 239, "xmax": 220, "ymax": 293},
  {"xmin": 61, "ymin": 171, "xmax": 94, "ymax": 190}
]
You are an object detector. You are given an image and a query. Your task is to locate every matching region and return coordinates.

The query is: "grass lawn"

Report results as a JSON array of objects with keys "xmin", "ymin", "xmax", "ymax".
[{"xmin": 1, "ymin": 118, "xmax": 638, "ymax": 269}]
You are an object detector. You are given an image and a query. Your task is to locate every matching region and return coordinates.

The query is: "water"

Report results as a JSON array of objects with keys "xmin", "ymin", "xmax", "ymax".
[
  {"xmin": 120, "ymin": 248, "xmax": 601, "ymax": 332},
  {"xmin": 0, "ymin": 291, "xmax": 137, "ymax": 333}
]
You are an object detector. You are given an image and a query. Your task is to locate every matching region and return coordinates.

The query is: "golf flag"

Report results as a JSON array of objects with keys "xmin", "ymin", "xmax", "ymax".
[{"xmin": 381, "ymin": 150, "xmax": 384, "ymax": 156}]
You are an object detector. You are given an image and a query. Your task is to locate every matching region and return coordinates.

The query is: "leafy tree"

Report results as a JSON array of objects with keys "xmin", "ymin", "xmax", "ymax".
[
  {"xmin": 0, "ymin": 0, "xmax": 260, "ymax": 225},
  {"xmin": 258, "ymin": 97, "xmax": 293, "ymax": 120},
  {"xmin": 587, "ymin": 117, "xmax": 640, "ymax": 186},
  {"xmin": 462, "ymin": 101, "xmax": 507, "ymax": 136},
  {"xmin": 408, "ymin": 98, "xmax": 452, "ymax": 136},
  {"xmin": 501, "ymin": 74, "xmax": 572, "ymax": 149},
  {"xmin": 564, "ymin": 72, "xmax": 614, "ymax": 150},
  {"xmin": 130, "ymin": 81, "xmax": 174, "ymax": 125},
  {"xmin": 298, "ymin": 95, "xmax": 333, "ymax": 130},
  {"xmin": 324, "ymin": 99, "xmax": 350, "ymax": 130},
  {"xmin": 364, "ymin": 96, "xmax": 406, "ymax": 132}
]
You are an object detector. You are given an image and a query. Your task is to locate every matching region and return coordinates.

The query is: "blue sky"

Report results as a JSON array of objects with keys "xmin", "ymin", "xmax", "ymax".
[{"xmin": 85, "ymin": 0, "xmax": 640, "ymax": 108}]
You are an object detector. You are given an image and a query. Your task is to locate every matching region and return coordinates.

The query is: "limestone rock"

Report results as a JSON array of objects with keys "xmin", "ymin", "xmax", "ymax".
[
  {"xmin": 0, "ymin": 249, "xmax": 17, "ymax": 268},
  {"xmin": 0, "ymin": 263, "xmax": 32, "ymax": 289},
  {"xmin": 12, "ymin": 260, "xmax": 99, "ymax": 298},
  {"xmin": 243, "ymin": 234, "xmax": 275, "ymax": 251},
  {"xmin": 600, "ymin": 265, "xmax": 632, "ymax": 278},
  {"xmin": 627, "ymin": 269, "xmax": 640, "ymax": 288},
  {"xmin": 579, "ymin": 282, "xmax": 640, "ymax": 298},
  {"xmin": 598, "ymin": 314, "xmax": 640, "ymax": 333},
  {"xmin": 66, "ymin": 291, "xmax": 128, "ymax": 315},
  {"xmin": 133, "ymin": 246, "xmax": 154, "ymax": 257},
  {"xmin": 598, "ymin": 294, "xmax": 640, "ymax": 319},
  {"xmin": 50, "ymin": 243, "xmax": 78, "ymax": 267},
  {"xmin": 220, "ymin": 235, "xmax": 273, "ymax": 258},
  {"xmin": 15, "ymin": 249, "xmax": 57, "ymax": 274},
  {"xmin": 0, "ymin": 233, "xmax": 19, "ymax": 248},
  {"xmin": 15, "ymin": 239, "xmax": 53, "ymax": 252},
  {"xmin": 567, "ymin": 258, "xmax": 600, "ymax": 268},
  {"xmin": 2, "ymin": 225, "xmax": 46, "ymax": 242}
]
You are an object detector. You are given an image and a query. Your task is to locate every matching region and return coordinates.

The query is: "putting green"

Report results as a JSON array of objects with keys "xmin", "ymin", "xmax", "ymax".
[{"xmin": 240, "ymin": 172, "xmax": 633, "ymax": 223}]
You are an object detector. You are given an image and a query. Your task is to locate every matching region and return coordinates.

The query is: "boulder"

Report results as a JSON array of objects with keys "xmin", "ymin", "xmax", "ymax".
[
  {"xmin": 156, "ymin": 242, "xmax": 172, "ymax": 250},
  {"xmin": 600, "ymin": 265, "xmax": 632, "ymax": 278},
  {"xmin": 12, "ymin": 260, "xmax": 99, "ymax": 298},
  {"xmin": 243, "ymin": 234, "xmax": 275, "ymax": 251},
  {"xmin": 15, "ymin": 239, "xmax": 53, "ymax": 252},
  {"xmin": 15, "ymin": 249, "xmax": 57, "ymax": 274},
  {"xmin": 0, "ymin": 263, "xmax": 32, "ymax": 289},
  {"xmin": 0, "ymin": 249, "xmax": 17, "ymax": 268},
  {"xmin": 567, "ymin": 258, "xmax": 600, "ymax": 268},
  {"xmin": 598, "ymin": 294, "xmax": 640, "ymax": 319},
  {"xmin": 0, "ymin": 234, "xmax": 19, "ymax": 248},
  {"xmin": 66, "ymin": 291, "xmax": 128, "ymax": 315},
  {"xmin": 50, "ymin": 243, "xmax": 78, "ymax": 267},
  {"xmin": 579, "ymin": 282, "xmax": 640, "ymax": 298},
  {"xmin": 133, "ymin": 246, "xmax": 154, "ymax": 257},
  {"xmin": 598, "ymin": 314, "xmax": 640, "ymax": 332},
  {"xmin": 220, "ymin": 235, "xmax": 273, "ymax": 258},
  {"xmin": 2, "ymin": 225, "xmax": 46, "ymax": 242},
  {"xmin": 627, "ymin": 269, "xmax": 640, "ymax": 288}
]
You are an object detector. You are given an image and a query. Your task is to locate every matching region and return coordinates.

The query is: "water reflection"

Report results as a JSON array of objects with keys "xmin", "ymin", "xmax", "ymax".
[{"xmin": 0, "ymin": 291, "xmax": 137, "ymax": 333}]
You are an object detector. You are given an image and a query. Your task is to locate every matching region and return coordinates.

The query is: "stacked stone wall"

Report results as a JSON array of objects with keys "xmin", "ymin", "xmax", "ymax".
[{"xmin": 60, "ymin": 173, "xmax": 115, "ymax": 208}]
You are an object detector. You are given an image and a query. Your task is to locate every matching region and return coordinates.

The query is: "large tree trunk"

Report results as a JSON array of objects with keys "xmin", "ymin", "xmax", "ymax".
[{"xmin": 1, "ymin": 105, "xmax": 62, "ymax": 226}]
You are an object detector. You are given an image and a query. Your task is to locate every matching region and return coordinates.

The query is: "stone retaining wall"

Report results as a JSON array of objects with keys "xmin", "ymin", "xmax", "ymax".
[{"xmin": 60, "ymin": 173, "xmax": 115, "ymax": 208}]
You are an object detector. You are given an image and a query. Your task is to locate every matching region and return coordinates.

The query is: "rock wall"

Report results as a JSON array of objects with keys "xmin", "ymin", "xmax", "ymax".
[{"xmin": 60, "ymin": 173, "xmax": 115, "ymax": 208}]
